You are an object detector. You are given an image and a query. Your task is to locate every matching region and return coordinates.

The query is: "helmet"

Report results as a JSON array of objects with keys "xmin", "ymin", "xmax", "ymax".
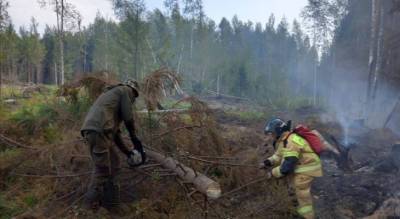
[
  {"xmin": 264, "ymin": 118, "xmax": 290, "ymax": 137},
  {"xmin": 124, "ymin": 79, "xmax": 139, "ymax": 97}
]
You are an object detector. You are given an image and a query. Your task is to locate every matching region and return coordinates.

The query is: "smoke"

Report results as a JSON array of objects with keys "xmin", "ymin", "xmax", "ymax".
[{"xmin": 320, "ymin": 65, "xmax": 400, "ymax": 145}]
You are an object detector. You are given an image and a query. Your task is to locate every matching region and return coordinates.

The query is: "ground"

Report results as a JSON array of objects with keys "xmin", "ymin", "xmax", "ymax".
[{"xmin": 1, "ymin": 87, "xmax": 400, "ymax": 219}]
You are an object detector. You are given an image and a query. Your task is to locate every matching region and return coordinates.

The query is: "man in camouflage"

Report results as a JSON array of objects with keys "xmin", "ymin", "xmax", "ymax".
[{"xmin": 81, "ymin": 79, "xmax": 146, "ymax": 209}]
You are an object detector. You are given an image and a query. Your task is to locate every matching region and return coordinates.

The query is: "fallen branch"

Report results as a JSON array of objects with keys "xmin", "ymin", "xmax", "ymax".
[
  {"xmin": 146, "ymin": 149, "xmax": 221, "ymax": 199},
  {"xmin": 0, "ymin": 133, "xmax": 38, "ymax": 150},
  {"xmin": 11, "ymin": 171, "xmax": 92, "ymax": 178},
  {"xmin": 183, "ymin": 155, "xmax": 259, "ymax": 168}
]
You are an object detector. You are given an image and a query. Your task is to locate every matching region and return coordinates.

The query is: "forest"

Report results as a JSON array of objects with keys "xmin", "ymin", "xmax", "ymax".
[{"xmin": 1, "ymin": 0, "xmax": 400, "ymax": 218}]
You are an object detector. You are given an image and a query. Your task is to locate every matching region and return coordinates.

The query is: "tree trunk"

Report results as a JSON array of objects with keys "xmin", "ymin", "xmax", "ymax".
[
  {"xmin": 104, "ymin": 21, "xmax": 109, "ymax": 71},
  {"xmin": 146, "ymin": 149, "xmax": 221, "ymax": 199},
  {"xmin": 367, "ymin": 0, "xmax": 379, "ymax": 103},
  {"xmin": 217, "ymin": 73, "xmax": 220, "ymax": 97},
  {"xmin": 313, "ymin": 60, "xmax": 317, "ymax": 106},
  {"xmin": 54, "ymin": 62, "xmax": 58, "ymax": 85},
  {"xmin": 134, "ymin": 8, "xmax": 140, "ymax": 80},
  {"xmin": 0, "ymin": 66, "xmax": 2, "ymax": 99},
  {"xmin": 177, "ymin": 45, "xmax": 184, "ymax": 74},
  {"xmin": 371, "ymin": 1, "xmax": 385, "ymax": 100},
  {"xmin": 60, "ymin": 0, "xmax": 65, "ymax": 85},
  {"xmin": 56, "ymin": 0, "xmax": 65, "ymax": 85}
]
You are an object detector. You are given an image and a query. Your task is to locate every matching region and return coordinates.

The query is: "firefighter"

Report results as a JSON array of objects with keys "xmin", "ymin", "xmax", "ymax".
[
  {"xmin": 260, "ymin": 118, "xmax": 322, "ymax": 219},
  {"xmin": 81, "ymin": 79, "xmax": 146, "ymax": 209}
]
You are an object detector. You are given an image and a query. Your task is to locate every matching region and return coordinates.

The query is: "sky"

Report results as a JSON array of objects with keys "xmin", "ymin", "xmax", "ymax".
[{"xmin": 8, "ymin": 0, "xmax": 308, "ymax": 34}]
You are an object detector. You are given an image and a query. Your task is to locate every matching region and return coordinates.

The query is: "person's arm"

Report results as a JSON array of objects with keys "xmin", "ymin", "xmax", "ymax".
[
  {"xmin": 271, "ymin": 136, "xmax": 301, "ymax": 178},
  {"xmin": 120, "ymin": 87, "xmax": 143, "ymax": 152},
  {"xmin": 114, "ymin": 130, "xmax": 131, "ymax": 156},
  {"xmin": 124, "ymin": 119, "xmax": 143, "ymax": 153},
  {"xmin": 266, "ymin": 146, "xmax": 283, "ymax": 167}
]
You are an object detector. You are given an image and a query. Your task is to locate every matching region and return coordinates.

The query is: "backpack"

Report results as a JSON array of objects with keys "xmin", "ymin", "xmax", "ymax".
[{"xmin": 285, "ymin": 125, "xmax": 324, "ymax": 155}]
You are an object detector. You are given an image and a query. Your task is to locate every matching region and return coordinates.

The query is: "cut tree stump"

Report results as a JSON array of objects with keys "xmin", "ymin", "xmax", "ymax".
[{"xmin": 146, "ymin": 149, "xmax": 221, "ymax": 199}]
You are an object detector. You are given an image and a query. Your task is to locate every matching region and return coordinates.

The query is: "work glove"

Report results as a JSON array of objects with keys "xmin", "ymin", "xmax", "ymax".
[
  {"xmin": 127, "ymin": 149, "xmax": 146, "ymax": 167},
  {"xmin": 259, "ymin": 159, "xmax": 272, "ymax": 169}
]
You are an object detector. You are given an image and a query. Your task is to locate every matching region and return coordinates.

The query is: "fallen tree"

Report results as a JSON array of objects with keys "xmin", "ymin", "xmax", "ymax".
[{"xmin": 145, "ymin": 149, "xmax": 222, "ymax": 199}]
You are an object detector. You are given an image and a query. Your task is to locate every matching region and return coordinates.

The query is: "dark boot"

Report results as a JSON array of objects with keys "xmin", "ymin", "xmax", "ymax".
[
  {"xmin": 102, "ymin": 178, "xmax": 120, "ymax": 209},
  {"xmin": 83, "ymin": 186, "xmax": 102, "ymax": 210}
]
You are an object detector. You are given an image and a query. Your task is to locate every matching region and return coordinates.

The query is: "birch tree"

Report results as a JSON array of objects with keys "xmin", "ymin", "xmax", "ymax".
[
  {"xmin": 301, "ymin": 0, "xmax": 349, "ymax": 105},
  {"xmin": 38, "ymin": 0, "xmax": 80, "ymax": 85},
  {"xmin": 367, "ymin": 0, "xmax": 385, "ymax": 102}
]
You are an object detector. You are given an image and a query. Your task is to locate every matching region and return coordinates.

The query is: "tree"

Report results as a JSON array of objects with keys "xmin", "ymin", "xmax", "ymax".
[
  {"xmin": 38, "ymin": 0, "xmax": 80, "ymax": 85},
  {"xmin": 0, "ymin": 0, "xmax": 10, "ymax": 98},
  {"xmin": 302, "ymin": 0, "xmax": 348, "ymax": 52},
  {"xmin": 111, "ymin": 0, "xmax": 146, "ymax": 79},
  {"xmin": 367, "ymin": 0, "xmax": 385, "ymax": 103},
  {"xmin": 0, "ymin": 0, "xmax": 9, "ymax": 30}
]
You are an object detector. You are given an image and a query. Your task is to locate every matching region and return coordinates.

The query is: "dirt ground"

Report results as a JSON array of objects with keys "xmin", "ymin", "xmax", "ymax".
[{"xmin": 2, "ymin": 95, "xmax": 400, "ymax": 219}]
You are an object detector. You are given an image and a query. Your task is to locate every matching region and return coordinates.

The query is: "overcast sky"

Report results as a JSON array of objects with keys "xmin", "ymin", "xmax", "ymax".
[{"xmin": 9, "ymin": 0, "xmax": 308, "ymax": 34}]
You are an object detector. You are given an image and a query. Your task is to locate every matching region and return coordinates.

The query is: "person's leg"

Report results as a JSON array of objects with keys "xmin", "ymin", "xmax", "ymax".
[
  {"xmin": 293, "ymin": 174, "xmax": 315, "ymax": 219},
  {"xmin": 102, "ymin": 145, "xmax": 121, "ymax": 208},
  {"xmin": 84, "ymin": 131, "xmax": 111, "ymax": 208}
]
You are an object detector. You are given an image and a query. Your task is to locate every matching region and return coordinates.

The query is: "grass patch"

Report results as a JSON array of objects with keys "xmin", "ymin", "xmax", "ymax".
[
  {"xmin": 161, "ymin": 98, "xmax": 191, "ymax": 110},
  {"xmin": 0, "ymin": 195, "xmax": 23, "ymax": 219},
  {"xmin": 23, "ymin": 194, "xmax": 38, "ymax": 208},
  {"xmin": 0, "ymin": 148, "xmax": 22, "ymax": 169},
  {"xmin": 10, "ymin": 102, "xmax": 59, "ymax": 135},
  {"xmin": 225, "ymin": 110, "xmax": 268, "ymax": 122}
]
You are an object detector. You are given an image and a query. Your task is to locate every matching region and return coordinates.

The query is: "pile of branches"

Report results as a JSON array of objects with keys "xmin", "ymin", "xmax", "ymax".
[
  {"xmin": 142, "ymin": 68, "xmax": 183, "ymax": 110},
  {"xmin": 58, "ymin": 71, "xmax": 119, "ymax": 103}
]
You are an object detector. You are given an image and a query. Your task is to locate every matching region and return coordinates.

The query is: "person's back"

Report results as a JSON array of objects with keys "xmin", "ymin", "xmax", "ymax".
[{"xmin": 82, "ymin": 85, "xmax": 135, "ymax": 134}]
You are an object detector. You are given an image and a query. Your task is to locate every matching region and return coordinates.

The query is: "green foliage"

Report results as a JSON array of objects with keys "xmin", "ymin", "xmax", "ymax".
[
  {"xmin": 0, "ymin": 148, "xmax": 21, "ymax": 170},
  {"xmin": 43, "ymin": 124, "xmax": 60, "ymax": 143},
  {"xmin": 0, "ymin": 148, "xmax": 20, "ymax": 159},
  {"xmin": 65, "ymin": 95, "xmax": 91, "ymax": 118},
  {"xmin": 0, "ymin": 195, "xmax": 22, "ymax": 219},
  {"xmin": 1, "ymin": 0, "xmax": 321, "ymax": 110},
  {"xmin": 10, "ymin": 100, "xmax": 58, "ymax": 135},
  {"xmin": 23, "ymin": 194, "xmax": 38, "ymax": 208},
  {"xmin": 162, "ymin": 99, "xmax": 191, "ymax": 109}
]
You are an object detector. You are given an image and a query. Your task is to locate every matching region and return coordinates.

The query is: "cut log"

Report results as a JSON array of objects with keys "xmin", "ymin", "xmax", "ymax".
[{"xmin": 146, "ymin": 149, "xmax": 221, "ymax": 199}]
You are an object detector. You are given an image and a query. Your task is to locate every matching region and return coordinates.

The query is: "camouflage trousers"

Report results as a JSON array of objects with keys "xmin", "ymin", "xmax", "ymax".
[
  {"xmin": 293, "ymin": 174, "xmax": 315, "ymax": 219},
  {"xmin": 83, "ymin": 131, "xmax": 121, "ymax": 207}
]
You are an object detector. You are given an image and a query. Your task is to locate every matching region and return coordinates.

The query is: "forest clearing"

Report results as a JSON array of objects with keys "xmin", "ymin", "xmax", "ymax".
[{"xmin": 2, "ymin": 0, "xmax": 400, "ymax": 218}]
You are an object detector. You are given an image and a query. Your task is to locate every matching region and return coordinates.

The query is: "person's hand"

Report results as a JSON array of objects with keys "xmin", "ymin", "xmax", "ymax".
[
  {"xmin": 127, "ymin": 149, "xmax": 143, "ymax": 167},
  {"xmin": 131, "ymin": 137, "xmax": 143, "ymax": 152},
  {"xmin": 259, "ymin": 159, "xmax": 272, "ymax": 169}
]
